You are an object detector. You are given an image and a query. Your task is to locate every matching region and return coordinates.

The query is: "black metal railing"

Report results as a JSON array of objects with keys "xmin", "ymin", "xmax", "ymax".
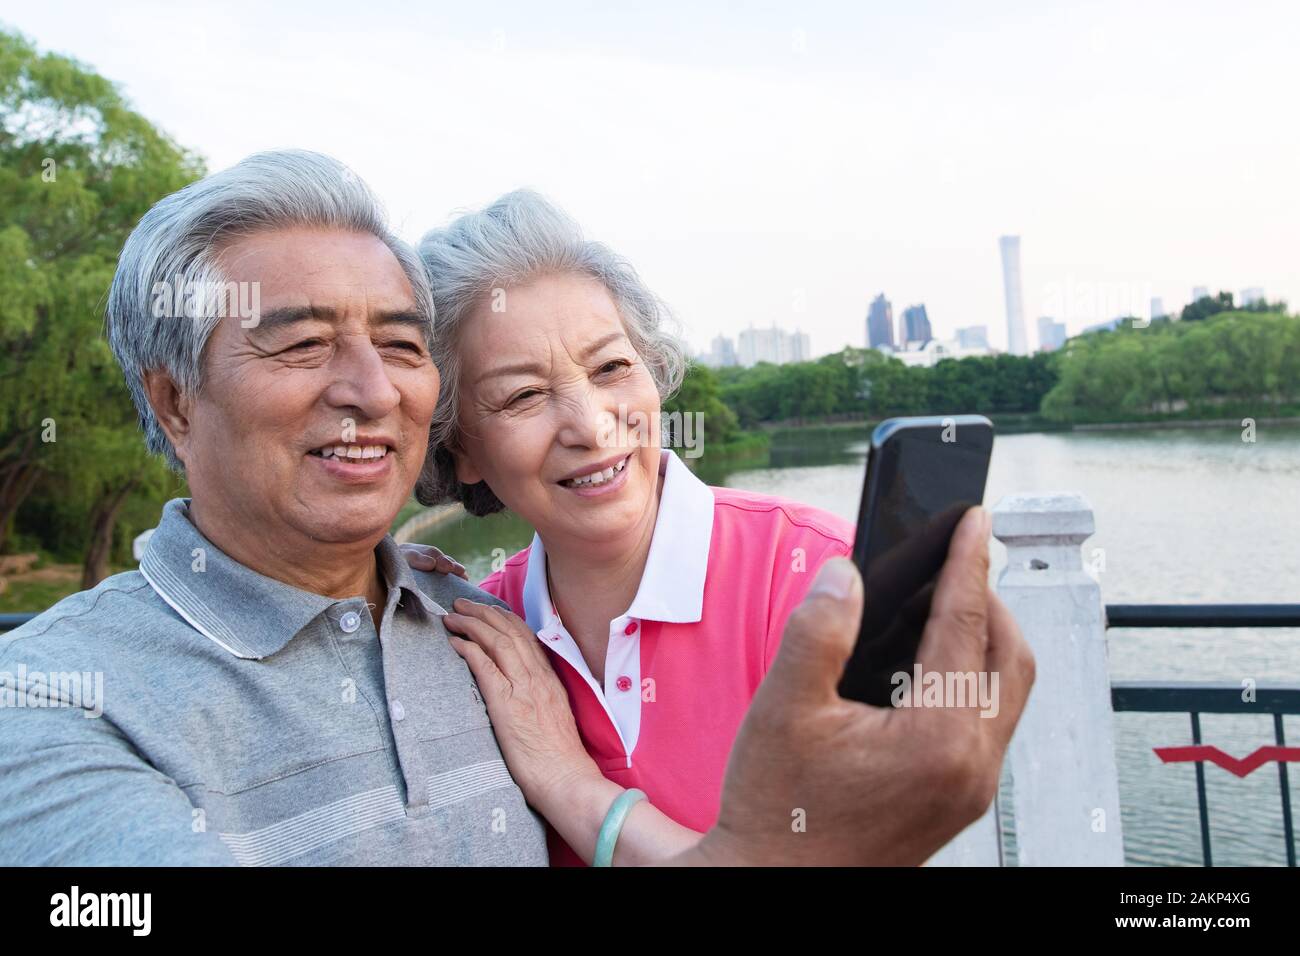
[
  {"xmin": 1107, "ymin": 604, "xmax": 1300, "ymax": 867},
  {"xmin": 0, "ymin": 613, "xmax": 36, "ymax": 633}
]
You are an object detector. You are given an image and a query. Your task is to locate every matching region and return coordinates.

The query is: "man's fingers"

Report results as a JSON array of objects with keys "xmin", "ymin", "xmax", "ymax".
[
  {"xmin": 981, "ymin": 589, "xmax": 1035, "ymax": 750},
  {"xmin": 917, "ymin": 506, "xmax": 992, "ymax": 678},
  {"xmin": 762, "ymin": 558, "xmax": 864, "ymax": 707}
]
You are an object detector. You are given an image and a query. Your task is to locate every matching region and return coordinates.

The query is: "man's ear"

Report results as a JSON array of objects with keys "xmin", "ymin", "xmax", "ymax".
[{"xmin": 142, "ymin": 370, "xmax": 193, "ymax": 467}]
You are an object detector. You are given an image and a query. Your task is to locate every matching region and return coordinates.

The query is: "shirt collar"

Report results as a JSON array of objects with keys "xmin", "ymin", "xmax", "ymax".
[
  {"xmin": 139, "ymin": 498, "xmax": 428, "ymax": 660},
  {"xmin": 521, "ymin": 449, "xmax": 715, "ymax": 632}
]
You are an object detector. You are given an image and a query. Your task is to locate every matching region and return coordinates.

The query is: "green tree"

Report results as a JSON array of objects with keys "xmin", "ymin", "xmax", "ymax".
[
  {"xmin": 0, "ymin": 28, "xmax": 203, "ymax": 582},
  {"xmin": 663, "ymin": 362, "xmax": 740, "ymax": 452},
  {"xmin": 1180, "ymin": 290, "xmax": 1235, "ymax": 322},
  {"xmin": 1041, "ymin": 310, "xmax": 1299, "ymax": 422}
]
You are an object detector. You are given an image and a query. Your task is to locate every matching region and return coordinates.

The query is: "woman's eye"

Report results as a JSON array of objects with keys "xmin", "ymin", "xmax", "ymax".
[
  {"xmin": 287, "ymin": 339, "xmax": 325, "ymax": 352},
  {"xmin": 597, "ymin": 359, "xmax": 631, "ymax": 375},
  {"xmin": 507, "ymin": 389, "xmax": 541, "ymax": 406}
]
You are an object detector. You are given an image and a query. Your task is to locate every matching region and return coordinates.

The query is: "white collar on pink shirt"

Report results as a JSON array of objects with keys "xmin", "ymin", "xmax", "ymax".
[{"xmin": 520, "ymin": 448, "xmax": 716, "ymax": 634}]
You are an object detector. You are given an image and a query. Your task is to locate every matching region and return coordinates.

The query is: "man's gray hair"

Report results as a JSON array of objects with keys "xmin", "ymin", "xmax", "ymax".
[
  {"xmin": 415, "ymin": 190, "xmax": 687, "ymax": 515},
  {"xmin": 106, "ymin": 149, "xmax": 434, "ymax": 470}
]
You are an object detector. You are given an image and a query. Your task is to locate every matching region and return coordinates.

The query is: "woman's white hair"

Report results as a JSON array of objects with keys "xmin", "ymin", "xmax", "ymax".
[
  {"xmin": 415, "ymin": 190, "xmax": 687, "ymax": 515},
  {"xmin": 106, "ymin": 149, "xmax": 434, "ymax": 470}
]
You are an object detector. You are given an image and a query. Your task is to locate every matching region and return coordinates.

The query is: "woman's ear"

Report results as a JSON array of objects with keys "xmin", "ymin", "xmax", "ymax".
[{"xmin": 450, "ymin": 444, "xmax": 483, "ymax": 487}]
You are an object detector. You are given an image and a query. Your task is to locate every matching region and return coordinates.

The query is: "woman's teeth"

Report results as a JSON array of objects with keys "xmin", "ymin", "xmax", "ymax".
[
  {"xmin": 311, "ymin": 444, "xmax": 389, "ymax": 461},
  {"xmin": 562, "ymin": 456, "xmax": 628, "ymax": 488}
]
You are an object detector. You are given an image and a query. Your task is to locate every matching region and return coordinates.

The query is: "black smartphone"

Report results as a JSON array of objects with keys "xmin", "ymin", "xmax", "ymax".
[{"xmin": 837, "ymin": 415, "xmax": 994, "ymax": 707}]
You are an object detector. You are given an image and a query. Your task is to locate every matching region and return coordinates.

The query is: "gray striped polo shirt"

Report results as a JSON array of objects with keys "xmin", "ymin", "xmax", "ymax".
[{"xmin": 0, "ymin": 498, "xmax": 548, "ymax": 866}]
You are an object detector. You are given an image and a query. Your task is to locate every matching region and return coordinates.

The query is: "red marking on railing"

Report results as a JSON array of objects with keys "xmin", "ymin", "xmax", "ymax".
[{"xmin": 1154, "ymin": 745, "xmax": 1300, "ymax": 778}]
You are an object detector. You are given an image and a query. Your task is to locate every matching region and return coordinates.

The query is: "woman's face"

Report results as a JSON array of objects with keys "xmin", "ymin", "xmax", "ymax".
[{"xmin": 450, "ymin": 272, "xmax": 664, "ymax": 553}]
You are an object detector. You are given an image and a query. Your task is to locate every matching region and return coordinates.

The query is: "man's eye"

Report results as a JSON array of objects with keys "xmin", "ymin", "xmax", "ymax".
[
  {"xmin": 384, "ymin": 340, "xmax": 425, "ymax": 353},
  {"xmin": 287, "ymin": 339, "xmax": 326, "ymax": 351}
]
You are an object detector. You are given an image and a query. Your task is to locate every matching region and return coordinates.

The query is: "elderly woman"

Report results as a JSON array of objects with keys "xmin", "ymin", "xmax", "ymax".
[{"xmin": 408, "ymin": 192, "xmax": 855, "ymax": 866}]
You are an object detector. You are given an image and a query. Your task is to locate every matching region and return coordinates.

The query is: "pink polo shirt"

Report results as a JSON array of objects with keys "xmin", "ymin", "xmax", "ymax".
[{"xmin": 478, "ymin": 449, "xmax": 854, "ymax": 866}]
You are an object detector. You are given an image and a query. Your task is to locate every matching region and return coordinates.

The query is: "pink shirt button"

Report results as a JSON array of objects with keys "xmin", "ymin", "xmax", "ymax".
[
  {"xmin": 624, "ymin": 621, "xmax": 638, "ymax": 635},
  {"xmin": 616, "ymin": 675, "xmax": 633, "ymax": 692}
]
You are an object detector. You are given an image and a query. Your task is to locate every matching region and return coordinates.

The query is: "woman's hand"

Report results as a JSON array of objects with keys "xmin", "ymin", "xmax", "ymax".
[
  {"xmin": 400, "ymin": 543, "xmax": 468, "ymax": 580},
  {"xmin": 442, "ymin": 599, "xmax": 600, "ymax": 812}
]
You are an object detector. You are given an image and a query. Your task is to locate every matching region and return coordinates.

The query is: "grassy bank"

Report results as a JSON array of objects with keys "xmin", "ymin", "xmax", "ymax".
[{"xmin": 0, "ymin": 558, "xmax": 131, "ymax": 614}]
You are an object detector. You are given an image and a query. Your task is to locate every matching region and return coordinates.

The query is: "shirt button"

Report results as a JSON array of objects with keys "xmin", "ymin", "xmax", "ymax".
[
  {"xmin": 339, "ymin": 611, "xmax": 361, "ymax": 633},
  {"xmin": 390, "ymin": 700, "xmax": 405, "ymax": 722},
  {"xmin": 624, "ymin": 621, "xmax": 638, "ymax": 635},
  {"xmin": 616, "ymin": 675, "xmax": 632, "ymax": 692}
]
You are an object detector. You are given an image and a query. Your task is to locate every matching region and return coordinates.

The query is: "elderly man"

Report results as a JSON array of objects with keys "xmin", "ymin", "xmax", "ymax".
[{"xmin": 0, "ymin": 150, "xmax": 1032, "ymax": 866}]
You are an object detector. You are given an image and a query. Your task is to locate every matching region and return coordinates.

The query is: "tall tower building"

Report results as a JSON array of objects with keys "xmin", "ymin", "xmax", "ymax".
[
  {"xmin": 999, "ymin": 236, "xmax": 1029, "ymax": 356},
  {"xmin": 900, "ymin": 304, "xmax": 933, "ymax": 346},
  {"xmin": 866, "ymin": 293, "xmax": 894, "ymax": 349}
]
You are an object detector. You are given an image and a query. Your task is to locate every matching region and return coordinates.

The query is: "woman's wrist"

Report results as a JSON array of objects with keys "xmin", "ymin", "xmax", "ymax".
[
  {"xmin": 594, "ymin": 788, "xmax": 646, "ymax": 866},
  {"xmin": 526, "ymin": 755, "xmax": 608, "ymax": 822}
]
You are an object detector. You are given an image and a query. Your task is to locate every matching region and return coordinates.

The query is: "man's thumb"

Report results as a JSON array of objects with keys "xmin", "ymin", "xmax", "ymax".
[{"xmin": 764, "ymin": 558, "xmax": 864, "ymax": 704}]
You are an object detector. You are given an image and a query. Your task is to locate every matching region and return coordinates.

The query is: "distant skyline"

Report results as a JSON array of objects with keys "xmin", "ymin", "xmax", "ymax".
[{"xmin": 5, "ymin": 1, "xmax": 1297, "ymax": 357}]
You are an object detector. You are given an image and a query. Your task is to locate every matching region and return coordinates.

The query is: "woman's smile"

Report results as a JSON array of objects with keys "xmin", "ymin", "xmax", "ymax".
[{"xmin": 557, "ymin": 452, "xmax": 634, "ymax": 498}]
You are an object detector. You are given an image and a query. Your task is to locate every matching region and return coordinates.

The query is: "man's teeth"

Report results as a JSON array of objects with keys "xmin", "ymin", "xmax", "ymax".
[
  {"xmin": 563, "ymin": 456, "xmax": 628, "ymax": 487},
  {"xmin": 312, "ymin": 444, "xmax": 390, "ymax": 461}
]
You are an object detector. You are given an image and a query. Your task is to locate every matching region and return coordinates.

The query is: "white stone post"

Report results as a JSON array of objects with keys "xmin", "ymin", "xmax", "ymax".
[
  {"xmin": 993, "ymin": 492, "xmax": 1125, "ymax": 865},
  {"xmin": 925, "ymin": 799, "xmax": 1003, "ymax": 866}
]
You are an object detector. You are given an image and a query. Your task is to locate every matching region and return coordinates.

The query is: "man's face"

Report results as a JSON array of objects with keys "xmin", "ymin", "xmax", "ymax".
[{"xmin": 173, "ymin": 227, "xmax": 438, "ymax": 551}]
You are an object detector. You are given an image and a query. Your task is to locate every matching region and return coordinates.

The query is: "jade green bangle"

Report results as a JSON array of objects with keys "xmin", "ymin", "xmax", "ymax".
[{"xmin": 593, "ymin": 788, "xmax": 647, "ymax": 867}]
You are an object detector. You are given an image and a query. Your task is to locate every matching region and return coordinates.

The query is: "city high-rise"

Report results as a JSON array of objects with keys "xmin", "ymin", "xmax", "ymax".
[
  {"xmin": 900, "ymin": 304, "xmax": 933, "ymax": 346},
  {"xmin": 999, "ymin": 235, "xmax": 1029, "ymax": 356},
  {"xmin": 866, "ymin": 293, "xmax": 894, "ymax": 349}
]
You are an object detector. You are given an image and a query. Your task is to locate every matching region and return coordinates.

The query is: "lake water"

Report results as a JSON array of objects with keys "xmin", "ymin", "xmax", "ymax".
[{"xmin": 418, "ymin": 424, "xmax": 1300, "ymax": 866}]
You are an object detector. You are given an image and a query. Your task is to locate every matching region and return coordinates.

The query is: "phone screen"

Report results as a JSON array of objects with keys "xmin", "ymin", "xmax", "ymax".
[{"xmin": 838, "ymin": 416, "xmax": 994, "ymax": 707}]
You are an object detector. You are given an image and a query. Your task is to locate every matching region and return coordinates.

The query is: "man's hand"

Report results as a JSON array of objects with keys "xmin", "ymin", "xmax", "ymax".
[{"xmin": 684, "ymin": 505, "xmax": 1034, "ymax": 866}]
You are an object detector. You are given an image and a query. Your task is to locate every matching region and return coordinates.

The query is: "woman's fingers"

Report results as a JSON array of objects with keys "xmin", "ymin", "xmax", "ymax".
[
  {"xmin": 444, "ymin": 602, "xmax": 532, "ymax": 679},
  {"xmin": 399, "ymin": 543, "xmax": 468, "ymax": 579},
  {"xmin": 445, "ymin": 606, "xmax": 595, "ymax": 811},
  {"xmin": 447, "ymin": 633, "xmax": 510, "ymax": 698},
  {"xmin": 452, "ymin": 599, "xmax": 554, "ymax": 667}
]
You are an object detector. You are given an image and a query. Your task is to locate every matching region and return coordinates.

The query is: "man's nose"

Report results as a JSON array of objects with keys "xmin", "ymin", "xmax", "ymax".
[{"xmin": 323, "ymin": 339, "xmax": 402, "ymax": 421}]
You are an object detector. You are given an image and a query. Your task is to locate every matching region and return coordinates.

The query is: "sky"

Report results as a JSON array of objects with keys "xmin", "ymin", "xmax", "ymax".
[{"xmin": 5, "ymin": 0, "xmax": 1298, "ymax": 357}]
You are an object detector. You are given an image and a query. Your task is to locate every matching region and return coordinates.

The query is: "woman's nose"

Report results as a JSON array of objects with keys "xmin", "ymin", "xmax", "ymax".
[{"xmin": 554, "ymin": 384, "xmax": 617, "ymax": 449}]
